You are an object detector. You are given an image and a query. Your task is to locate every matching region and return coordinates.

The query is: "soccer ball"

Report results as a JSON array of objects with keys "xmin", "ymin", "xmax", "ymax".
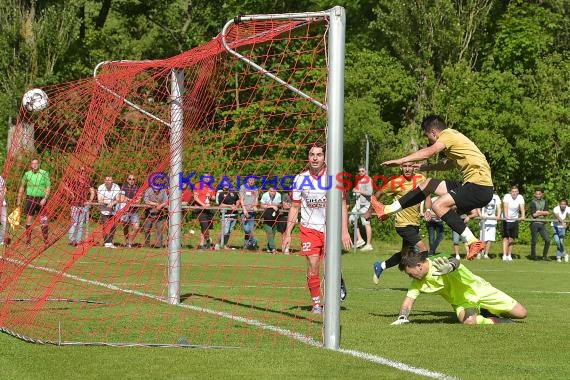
[{"xmin": 22, "ymin": 88, "xmax": 49, "ymax": 112}]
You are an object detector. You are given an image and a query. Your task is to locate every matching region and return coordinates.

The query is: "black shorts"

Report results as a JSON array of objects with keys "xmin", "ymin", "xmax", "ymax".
[
  {"xmin": 503, "ymin": 221, "xmax": 519, "ymax": 239},
  {"xmin": 445, "ymin": 181, "xmax": 494, "ymax": 215},
  {"xmin": 24, "ymin": 196, "xmax": 44, "ymax": 216},
  {"xmin": 395, "ymin": 225, "xmax": 421, "ymax": 249},
  {"xmin": 197, "ymin": 209, "xmax": 214, "ymax": 233}
]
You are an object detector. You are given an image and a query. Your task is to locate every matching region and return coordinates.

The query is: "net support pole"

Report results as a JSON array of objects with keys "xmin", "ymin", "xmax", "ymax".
[
  {"xmin": 168, "ymin": 69, "xmax": 184, "ymax": 305},
  {"xmin": 324, "ymin": 6, "xmax": 346, "ymax": 350}
]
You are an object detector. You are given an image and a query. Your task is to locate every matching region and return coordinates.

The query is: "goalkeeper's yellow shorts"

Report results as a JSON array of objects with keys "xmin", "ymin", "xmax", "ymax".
[{"xmin": 453, "ymin": 285, "xmax": 518, "ymax": 318}]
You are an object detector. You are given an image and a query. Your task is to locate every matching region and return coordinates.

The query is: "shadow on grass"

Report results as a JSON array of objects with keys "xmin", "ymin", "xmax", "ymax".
[
  {"xmin": 369, "ymin": 287, "xmax": 409, "ymax": 292},
  {"xmin": 371, "ymin": 309, "xmax": 457, "ymax": 324},
  {"xmin": 180, "ymin": 292, "xmax": 325, "ymax": 324}
]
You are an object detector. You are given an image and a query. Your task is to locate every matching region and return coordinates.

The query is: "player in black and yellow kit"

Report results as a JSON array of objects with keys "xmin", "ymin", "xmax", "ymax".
[{"xmin": 372, "ymin": 115, "xmax": 493, "ymax": 260}]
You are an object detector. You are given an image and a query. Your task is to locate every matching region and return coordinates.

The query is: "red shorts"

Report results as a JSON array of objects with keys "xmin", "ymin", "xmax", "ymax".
[{"xmin": 299, "ymin": 226, "xmax": 325, "ymax": 257}]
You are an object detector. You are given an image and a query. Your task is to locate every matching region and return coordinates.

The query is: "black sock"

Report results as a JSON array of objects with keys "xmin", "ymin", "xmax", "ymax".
[
  {"xmin": 398, "ymin": 187, "xmax": 427, "ymax": 209},
  {"xmin": 384, "ymin": 251, "xmax": 402, "ymax": 269},
  {"xmin": 440, "ymin": 210, "xmax": 466, "ymax": 234}
]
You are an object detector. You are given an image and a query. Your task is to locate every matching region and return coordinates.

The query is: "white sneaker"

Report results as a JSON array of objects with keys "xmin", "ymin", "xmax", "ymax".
[
  {"xmin": 104, "ymin": 243, "xmax": 117, "ymax": 249},
  {"xmin": 565, "ymin": 254, "xmax": 569, "ymax": 263},
  {"xmin": 360, "ymin": 244, "xmax": 374, "ymax": 251},
  {"xmin": 214, "ymin": 244, "xmax": 220, "ymax": 250},
  {"xmin": 507, "ymin": 255, "xmax": 514, "ymax": 261},
  {"xmin": 502, "ymin": 255, "xmax": 507, "ymax": 261},
  {"xmin": 311, "ymin": 304, "xmax": 323, "ymax": 314},
  {"xmin": 557, "ymin": 257, "xmax": 562, "ymax": 263},
  {"xmin": 455, "ymin": 254, "xmax": 461, "ymax": 260},
  {"xmin": 355, "ymin": 240, "xmax": 366, "ymax": 248},
  {"xmin": 476, "ymin": 253, "xmax": 482, "ymax": 259},
  {"xmin": 483, "ymin": 254, "xmax": 490, "ymax": 259}
]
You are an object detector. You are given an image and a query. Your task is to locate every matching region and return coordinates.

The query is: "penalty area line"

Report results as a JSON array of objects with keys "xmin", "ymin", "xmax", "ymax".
[{"xmin": 3, "ymin": 257, "xmax": 454, "ymax": 379}]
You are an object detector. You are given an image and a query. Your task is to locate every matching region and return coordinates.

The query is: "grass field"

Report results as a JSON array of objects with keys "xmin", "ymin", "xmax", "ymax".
[{"xmin": 1, "ymin": 236, "xmax": 569, "ymax": 379}]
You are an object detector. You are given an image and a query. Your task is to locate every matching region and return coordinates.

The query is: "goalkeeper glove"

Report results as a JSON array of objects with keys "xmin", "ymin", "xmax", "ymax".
[
  {"xmin": 390, "ymin": 316, "xmax": 410, "ymax": 325},
  {"xmin": 432, "ymin": 257, "xmax": 456, "ymax": 276}
]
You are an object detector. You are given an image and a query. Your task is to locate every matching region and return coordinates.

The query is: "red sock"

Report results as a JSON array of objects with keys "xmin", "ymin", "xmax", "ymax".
[{"xmin": 307, "ymin": 274, "xmax": 321, "ymax": 299}]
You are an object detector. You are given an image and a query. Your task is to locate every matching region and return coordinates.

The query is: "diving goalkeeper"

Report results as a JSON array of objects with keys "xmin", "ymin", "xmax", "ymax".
[{"xmin": 391, "ymin": 252, "xmax": 527, "ymax": 325}]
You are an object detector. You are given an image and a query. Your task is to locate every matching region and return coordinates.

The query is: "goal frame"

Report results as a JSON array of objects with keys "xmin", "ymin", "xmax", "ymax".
[{"xmin": 93, "ymin": 6, "xmax": 346, "ymax": 349}]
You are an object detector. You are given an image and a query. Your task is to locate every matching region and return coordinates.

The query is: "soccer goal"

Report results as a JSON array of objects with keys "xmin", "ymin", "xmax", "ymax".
[{"xmin": 0, "ymin": 7, "xmax": 345, "ymax": 349}]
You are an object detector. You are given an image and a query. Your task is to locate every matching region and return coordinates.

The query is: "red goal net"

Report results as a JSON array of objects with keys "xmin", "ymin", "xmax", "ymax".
[{"xmin": 0, "ymin": 14, "xmax": 333, "ymax": 347}]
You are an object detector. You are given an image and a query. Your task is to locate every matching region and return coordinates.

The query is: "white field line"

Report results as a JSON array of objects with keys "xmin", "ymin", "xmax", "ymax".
[{"xmin": 1, "ymin": 256, "xmax": 455, "ymax": 379}]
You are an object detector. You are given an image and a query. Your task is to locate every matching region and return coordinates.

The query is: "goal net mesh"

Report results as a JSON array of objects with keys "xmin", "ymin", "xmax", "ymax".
[{"xmin": 0, "ymin": 16, "xmax": 332, "ymax": 347}]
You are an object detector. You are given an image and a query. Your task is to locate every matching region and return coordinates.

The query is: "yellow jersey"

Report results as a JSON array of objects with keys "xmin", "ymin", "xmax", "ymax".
[
  {"xmin": 437, "ymin": 129, "xmax": 493, "ymax": 186},
  {"xmin": 383, "ymin": 174, "xmax": 426, "ymax": 227}
]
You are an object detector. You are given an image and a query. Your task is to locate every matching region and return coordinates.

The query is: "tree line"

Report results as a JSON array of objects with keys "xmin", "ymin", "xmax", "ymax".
[{"xmin": 1, "ymin": 0, "xmax": 569, "ymax": 201}]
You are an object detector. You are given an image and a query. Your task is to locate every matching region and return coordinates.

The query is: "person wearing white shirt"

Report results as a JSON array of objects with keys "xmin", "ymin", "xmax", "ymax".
[
  {"xmin": 477, "ymin": 193, "xmax": 501, "ymax": 259},
  {"xmin": 97, "ymin": 176, "xmax": 121, "ymax": 248},
  {"xmin": 502, "ymin": 186, "xmax": 525, "ymax": 261},
  {"xmin": 551, "ymin": 199, "xmax": 569, "ymax": 262},
  {"xmin": 349, "ymin": 166, "xmax": 374, "ymax": 251}
]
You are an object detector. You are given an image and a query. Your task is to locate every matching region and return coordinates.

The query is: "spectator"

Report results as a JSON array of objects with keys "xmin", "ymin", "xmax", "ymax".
[
  {"xmin": 452, "ymin": 229, "xmax": 469, "ymax": 260},
  {"xmin": 97, "ymin": 176, "xmax": 121, "ymax": 248},
  {"xmin": 452, "ymin": 211, "xmax": 476, "ymax": 259},
  {"xmin": 181, "ymin": 182, "xmax": 193, "ymax": 206},
  {"xmin": 392, "ymin": 252, "xmax": 527, "ymax": 325},
  {"xmin": 551, "ymin": 199, "xmax": 568, "ymax": 263},
  {"xmin": 240, "ymin": 176, "xmax": 259, "ymax": 250},
  {"xmin": 215, "ymin": 184, "xmax": 240, "ymax": 250},
  {"xmin": 529, "ymin": 188, "xmax": 551, "ymax": 261},
  {"xmin": 477, "ymin": 193, "xmax": 501, "ymax": 259},
  {"xmin": 502, "ymin": 185, "xmax": 525, "ymax": 261},
  {"xmin": 193, "ymin": 174, "xmax": 216, "ymax": 250},
  {"xmin": 143, "ymin": 178, "xmax": 168, "ymax": 248},
  {"xmin": 17, "ymin": 158, "xmax": 51, "ymax": 246},
  {"xmin": 65, "ymin": 166, "xmax": 95, "ymax": 246},
  {"xmin": 180, "ymin": 182, "xmax": 194, "ymax": 240},
  {"xmin": 349, "ymin": 166, "xmax": 373, "ymax": 251},
  {"xmin": 260, "ymin": 186, "xmax": 282, "ymax": 254},
  {"xmin": 0, "ymin": 174, "xmax": 7, "ymax": 246},
  {"xmin": 281, "ymin": 144, "xmax": 352, "ymax": 313},
  {"xmin": 421, "ymin": 196, "xmax": 444, "ymax": 256},
  {"xmin": 119, "ymin": 174, "xmax": 141, "ymax": 248},
  {"xmin": 276, "ymin": 191, "xmax": 292, "ymax": 238}
]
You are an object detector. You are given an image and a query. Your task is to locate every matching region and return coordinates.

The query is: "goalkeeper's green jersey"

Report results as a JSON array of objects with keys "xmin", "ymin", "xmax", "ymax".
[{"xmin": 406, "ymin": 255, "xmax": 492, "ymax": 306}]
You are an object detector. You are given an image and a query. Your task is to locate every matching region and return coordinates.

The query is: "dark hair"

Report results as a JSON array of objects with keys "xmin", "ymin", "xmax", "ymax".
[
  {"xmin": 421, "ymin": 115, "xmax": 447, "ymax": 132},
  {"xmin": 309, "ymin": 142, "xmax": 326, "ymax": 156},
  {"xmin": 534, "ymin": 188, "xmax": 543, "ymax": 193},
  {"xmin": 560, "ymin": 199, "xmax": 568, "ymax": 204},
  {"xmin": 397, "ymin": 248, "xmax": 427, "ymax": 271}
]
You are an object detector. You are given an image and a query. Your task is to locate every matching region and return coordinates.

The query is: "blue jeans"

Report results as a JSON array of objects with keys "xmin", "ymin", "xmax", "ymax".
[
  {"xmin": 220, "ymin": 213, "xmax": 237, "ymax": 246},
  {"xmin": 552, "ymin": 226, "xmax": 566, "ymax": 257},
  {"xmin": 0, "ymin": 204, "xmax": 6, "ymax": 244},
  {"xmin": 426, "ymin": 220, "xmax": 444, "ymax": 255},
  {"xmin": 453, "ymin": 230, "xmax": 466, "ymax": 245},
  {"xmin": 69, "ymin": 205, "xmax": 87, "ymax": 243},
  {"xmin": 241, "ymin": 211, "xmax": 257, "ymax": 247}
]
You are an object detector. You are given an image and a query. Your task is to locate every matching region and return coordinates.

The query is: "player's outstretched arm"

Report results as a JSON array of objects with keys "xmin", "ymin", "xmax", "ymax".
[
  {"xmin": 391, "ymin": 296, "xmax": 414, "ymax": 325},
  {"xmin": 341, "ymin": 202, "xmax": 353, "ymax": 250},
  {"xmin": 419, "ymin": 159, "xmax": 455, "ymax": 172},
  {"xmin": 382, "ymin": 142, "xmax": 446, "ymax": 167},
  {"xmin": 432, "ymin": 256, "xmax": 460, "ymax": 276}
]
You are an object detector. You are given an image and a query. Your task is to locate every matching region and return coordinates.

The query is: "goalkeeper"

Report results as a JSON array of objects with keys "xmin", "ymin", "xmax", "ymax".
[{"xmin": 391, "ymin": 252, "xmax": 527, "ymax": 325}]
